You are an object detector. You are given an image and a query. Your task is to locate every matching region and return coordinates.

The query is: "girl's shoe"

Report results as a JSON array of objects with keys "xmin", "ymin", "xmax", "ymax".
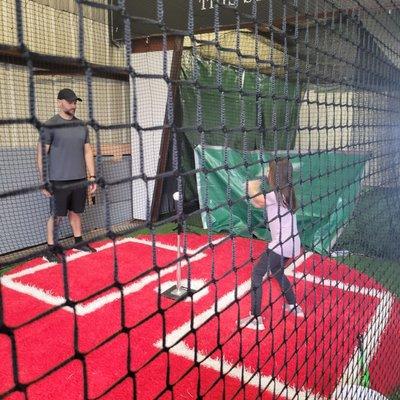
[
  {"xmin": 239, "ymin": 314, "xmax": 265, "ymax": 331},
  {"xmin": 284, "ymin": 303, "xmax": 305, "ymax": 318}
]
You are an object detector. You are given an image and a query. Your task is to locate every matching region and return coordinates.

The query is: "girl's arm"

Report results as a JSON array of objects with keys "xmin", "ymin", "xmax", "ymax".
[{"xmin": 247, "ymin": 179, "xmax": 266, "ymax": 208}]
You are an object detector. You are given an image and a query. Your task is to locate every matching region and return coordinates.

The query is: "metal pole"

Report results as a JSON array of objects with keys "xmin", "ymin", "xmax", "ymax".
[
  {"xmin": 161, "ymin": 192, "xmax": 192, "ymax": 300},
  {"xmin": 175, "ymin": 224, "xmax": 182, "ymax": 294}
]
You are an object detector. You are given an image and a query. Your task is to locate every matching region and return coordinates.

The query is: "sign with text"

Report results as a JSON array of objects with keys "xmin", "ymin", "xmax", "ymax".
[{"xmin": 110, "ymin": 0, "xmax": 301, "ymax": 41}]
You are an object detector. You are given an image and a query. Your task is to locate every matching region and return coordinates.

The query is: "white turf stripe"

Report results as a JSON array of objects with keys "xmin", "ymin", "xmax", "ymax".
[
  {"xmin": 1, "ymin": 276, "xmax": 66, "ymax": 307},
  {"xmin": 1, "ymin": 236, "xmax": 226, "ymax": 316},
  {"xmin": 4, "ymin": 236, "xmax": 216, "ymax": 281},
  {"xmin": 156, "ymin": 279, "xmax": 253, "ymax": 348},
  {"xmin": 190, "ymin": 235, "xmax": 227, "ymax": 255},
  {"xmin": 285, "ymin": 252, "xmax": 385, "ymax": 299},
  {"xmin": 293, "ymin": 272, "xmax": 385, "ymax": 299},
  {"xmin": 3, "ymin": 239, "xmax": 130, "ymax": 280},
  {"xmin": 129, "ymin": 237, "xmax": 196, "ymax": 255},
  {"xmin": 1, "ymin": 250, "xmax": 207, "ymax": 316},
  {"xmin": 74, "ymin": 236, "xmax": 226, "ymax": 315},
  {"xmin": 331, "ymin": 292, "xmax": 395, "ymax": 399},
  {"xmin": 1, "ymin": 255, "xmax": 204, "ymax": 316},
  {"xmin": 76, "ymin": 252, "xmax": 207, "ymax": 315},
  {"xmin": 163, "ymin": 341, "xmax": 326, "ymax": 400},
  {"xmin": 284, "ymin": 252, "xmax": 314, "ymax": 275}
]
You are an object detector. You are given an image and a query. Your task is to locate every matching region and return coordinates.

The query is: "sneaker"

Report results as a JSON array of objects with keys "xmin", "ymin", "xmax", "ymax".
[
  {"xmin": 284, "ymin": 303, "xmax": 305, "ymax": 318},
  {"xmin": 239, "ymin": 314, "xmax": 265, "ymax": 331},
  {"xmin": 42, "ymin": 248, "xmax": 61, "ymax": 263},
  {"xmin": 73, "ymin": 243, "xmax": 97, "ymax": 253}
]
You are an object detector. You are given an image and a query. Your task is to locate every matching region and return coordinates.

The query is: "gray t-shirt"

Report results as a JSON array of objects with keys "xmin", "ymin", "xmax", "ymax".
[{"xmin": 40, "ymin": 114, "xmax": 89, "ymax": 181}]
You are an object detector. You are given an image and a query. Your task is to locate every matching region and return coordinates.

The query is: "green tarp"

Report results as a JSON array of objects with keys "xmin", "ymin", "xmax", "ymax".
[
  {"xmin": 194, "ymin": 146, "xmax": 367, "ymax": 254},
  {"xmin": 178, "ymin": 54, "xmax": 300, "ymax": 203},
  {"xmin": 181, "ymin": 54, "xmax": 300, "ymax": 150}
]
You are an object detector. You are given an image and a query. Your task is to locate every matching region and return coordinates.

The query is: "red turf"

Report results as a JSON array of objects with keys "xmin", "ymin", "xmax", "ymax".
[{"xmin": 0, "ymin": 234, "xmax": 398, "ymax": 399}]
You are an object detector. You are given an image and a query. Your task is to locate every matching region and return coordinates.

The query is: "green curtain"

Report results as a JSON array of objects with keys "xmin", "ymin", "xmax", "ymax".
[{"xmin": 175, "ymin": 54, "xmax": 300, "ymax": 204}]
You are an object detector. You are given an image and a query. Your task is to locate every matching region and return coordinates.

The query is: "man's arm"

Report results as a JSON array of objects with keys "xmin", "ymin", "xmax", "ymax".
[
  {"xmin": 84, "ymin": 143, "xmax": 97, "ymax": 194},
  {"xmin": 36, "ymin": 142, "xmax": 50, "ymax": 177},
  {"xmin": 36, "ymin": 142, "xmax": 52, "ymax": 197},
  {"xmin": 247, "ymin": 179, "xmax": 266, "ymax": 208}
]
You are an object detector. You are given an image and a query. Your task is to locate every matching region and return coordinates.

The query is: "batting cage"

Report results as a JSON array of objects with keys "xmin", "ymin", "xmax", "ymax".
[{"xmin": 0, "ymin": 0, "xmax": 400, "ymax": 399}]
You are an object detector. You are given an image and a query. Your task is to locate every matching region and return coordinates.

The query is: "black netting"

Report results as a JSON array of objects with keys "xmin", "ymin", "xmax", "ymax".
[{"xmin": 0, "ymin": 1, "xmax": 399, "ymax": 399}]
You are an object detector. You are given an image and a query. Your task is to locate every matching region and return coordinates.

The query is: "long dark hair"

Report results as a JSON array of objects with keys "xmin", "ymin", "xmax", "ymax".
[{"xmin": 268, "ymin": 157, "xmax": 297, "ymax": 211}]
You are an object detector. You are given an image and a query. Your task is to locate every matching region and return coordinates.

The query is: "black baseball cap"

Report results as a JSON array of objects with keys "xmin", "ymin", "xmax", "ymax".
[{"xmin": 57, "ymin": 88, "xmax": 82, "ymax": 102}]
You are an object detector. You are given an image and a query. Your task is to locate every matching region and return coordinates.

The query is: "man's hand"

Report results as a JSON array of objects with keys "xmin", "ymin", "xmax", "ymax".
[
  {"xmin": 40, "ymin": 182, "xmax": 52, "ymax": 198},
  {"xmin": 89, "ymin": 182, "xmax": 97, "ymax": 195},
  {"xmin": 41, "ymin": 188, "xmax": 52, "ymax": 198}
]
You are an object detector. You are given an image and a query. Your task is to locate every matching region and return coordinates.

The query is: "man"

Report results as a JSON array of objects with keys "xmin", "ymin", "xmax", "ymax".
[{"xmin": 37, "ymin": 88, "xmax": 97, "ymax": 263}]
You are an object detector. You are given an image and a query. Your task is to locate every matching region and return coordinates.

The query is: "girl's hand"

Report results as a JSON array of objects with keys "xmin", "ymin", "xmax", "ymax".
[{"xmin": 247, "ymin": 179, "xmax": 266, "ymax": 208}]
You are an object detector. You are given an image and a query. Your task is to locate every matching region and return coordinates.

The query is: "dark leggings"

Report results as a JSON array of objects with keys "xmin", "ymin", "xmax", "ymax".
[{"xmin": 251, "ymin": 249, "xmax": 296, "ymax": 316}]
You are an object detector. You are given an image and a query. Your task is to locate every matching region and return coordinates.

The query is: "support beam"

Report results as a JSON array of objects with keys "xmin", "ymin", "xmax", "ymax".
[
  {"xmin": 0, "ymin": 45, "xmax": 129, "ymax": 82},
  {"xmin": 150, "ymin": 36, "xmax": 184, "ymax": 222}
]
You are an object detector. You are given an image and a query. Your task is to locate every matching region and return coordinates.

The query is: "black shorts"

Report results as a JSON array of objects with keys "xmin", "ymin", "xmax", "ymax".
[{"xmin": 50, "ymin": 179, "xmax": 87, "ymax": 217}]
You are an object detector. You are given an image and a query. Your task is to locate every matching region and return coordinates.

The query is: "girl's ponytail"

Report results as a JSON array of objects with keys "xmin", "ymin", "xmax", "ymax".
[{"xmin": 269, "ymin": 158, "xmax": 297, "ymax": 212}]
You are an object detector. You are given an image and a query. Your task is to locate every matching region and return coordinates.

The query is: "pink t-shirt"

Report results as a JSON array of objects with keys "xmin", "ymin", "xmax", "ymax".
[{"xmin": 265, "ymin": 191, "xmax": 301, "ymax": 258}]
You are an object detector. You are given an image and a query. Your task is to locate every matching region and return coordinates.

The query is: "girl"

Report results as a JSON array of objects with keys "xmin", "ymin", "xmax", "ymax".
[{"xmin": 240, "ymin": 157, "xmax": 304, "ymax": 331}]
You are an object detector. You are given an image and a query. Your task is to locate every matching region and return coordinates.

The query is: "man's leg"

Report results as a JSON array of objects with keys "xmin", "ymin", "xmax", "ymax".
[
  {"xmin": 69, "ymin": 210, "xmax": 96, "ymax": 253},
  {"xmin": 69, "ymin": 211, "xmax": 86, "ymax": 250},
  {"xmin": 43, "ymin": 193, "xmax": 65, "ymax": 263},
  {"xmin": 47, "ymin": 215, "xmax": 63, "ymax": 245},
  {"xmin": 47, "ymin": 216, "xmax": 54, "ymax": 245},
  {"xmin": 68, "ymin": 210, "xmax": 82, "ymax": 238},
  {"xmin": 69, "ymin": 181, "xmax": 96, "ymax": 253}
]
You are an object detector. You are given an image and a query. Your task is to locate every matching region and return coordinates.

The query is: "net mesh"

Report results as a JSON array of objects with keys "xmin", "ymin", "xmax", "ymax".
[{"xmin": 0, "ymin": 0, "xmax": 399, "ymax": 399}]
